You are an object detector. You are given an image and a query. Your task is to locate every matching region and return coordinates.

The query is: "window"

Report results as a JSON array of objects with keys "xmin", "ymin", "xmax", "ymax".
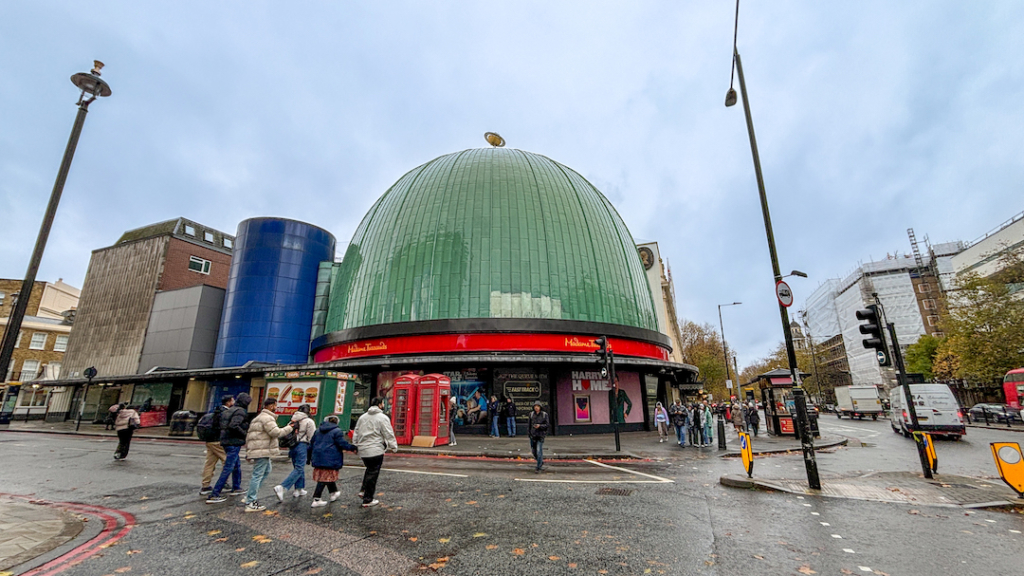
[
  {"xmin": 15, "ymin": 331, "xmax": 23, "ymax": 348},
  {"xmin": 20, "ymin": 359, "xmax": 40, "ymax": 381},
  {"xmin": 0, "ymin": 292, "xmax": 4, "ymax": 305},
  {"xmin": 54, "ymin": 335, "xmax": 69, "ymax": 352},
  {"xmin": 223, "ymin": 238, "xmax": 233, "ymax": 249},
  {"xmin": 29, "ymin": 333, "xmax": 47, "ymax": 350},
  {"xmin": 204, "ymin": 231, "xmax": 215, "ymax": 243},
  {"xmin": 188, "ymin": 256, "xmax": 211, "ymax": 274},
  {"xmin": 927, "ymin": 315, "xmax": 940, "ymax": 327},
  {"xmin": 184, "ymin": 225, "xmax": 196, "ymax": 236},
  {"xmin": 923, "ymin": 299, "xmax": 936, "ymax": 310},
  {"xmin": 918, "ymin": 283, "xmax": 931, "ymax": 293},
  {"xmin": 18, "ymin": 387, "xmax": 48, "ymax": 407}
]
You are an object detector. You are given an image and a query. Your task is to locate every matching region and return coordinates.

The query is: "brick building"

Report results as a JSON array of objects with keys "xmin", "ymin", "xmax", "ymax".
[
  {"xmin": 0, "ymin": 279, "xmax": 80, "ymax": 419},
  {"xmin": 54, "ymin": 218, "xmax": 233, "ymax": 423}
]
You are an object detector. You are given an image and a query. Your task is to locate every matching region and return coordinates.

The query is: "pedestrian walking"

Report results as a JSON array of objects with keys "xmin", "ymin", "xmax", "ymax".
[
  {"xmin": 703, "ymin": 402, "xmax": 714, "ymax": 446},
  {"xmin": 274, "ymin": 404, "xmax": 317, "ymax": 502},
  {"xmin": 731, "ymin": 401, "xmax": 745, "ymax": 436},
  {"xmin": 199, "ymin": 395, "xmax": 233, "ymax": 495},
  {"xmin": 689, "ymin": 403, "xmax": 701, "ymax": 446},
  {"xmin": 241, "ymin": 398, "xmax": 294, "ymax": 512},
  {"xmin": 488, "ymin": 395, "xmax": 501, "ymax": 437},
  {"xmin": 309, "ymin": 415, "xmax": 358, "ymax": 508},
  {"xmin": 505, "ymin": 397, "xmax": 517, "ymax": 437},
  {"xmin": 113, "ymin": 404, "xmax": 140, "ymax": 460},
  {"xmin": 748, "ymin": 403, "xmax": 761, "ymax": 437},
  {"xmin": 669, "ymin": 401, "xmax": 689, "ymax": 446},
  {"xmin": 528, "ymin": 402, "xmax": 550, "ymax": 472},
  {"xmin": 206, "ymin": 392, "xmax": 252, "ymax": 504},
  {"xmin": 352, "ymin": 397, "xmax": 398, "ymax": 508},
  {"xmin": 104, "ymin": 402, "xmax": 120, "ymax": 430},
  {"xmin": 448, "ymin": 395, "xmax": 458, "ymax": 446},
  {"xmin": 654, "ymin": 402, "xmax": 670, "ymax": 442}
]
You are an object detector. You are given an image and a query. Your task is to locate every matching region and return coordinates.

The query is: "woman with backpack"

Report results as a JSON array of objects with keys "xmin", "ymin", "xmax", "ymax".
[
  {"xmin": 274, "ymin": 404, "xmax": 318, "ymax": 502},
  {"xmin": 113, "ymin": 404, "xmax": 141, "ymax": 460},
  {"xmin": 309, "ymin": 414, "xmax": 357, "ymax": 508}
]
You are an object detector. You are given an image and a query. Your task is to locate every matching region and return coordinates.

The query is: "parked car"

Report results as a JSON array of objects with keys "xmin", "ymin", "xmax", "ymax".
[{"xmin": 968, "ymin": 403, "xmax": 1021, "ymax": 423}]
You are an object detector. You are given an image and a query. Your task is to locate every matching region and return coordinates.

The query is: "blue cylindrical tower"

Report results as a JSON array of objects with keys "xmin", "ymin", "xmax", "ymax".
[{"xmin": 214, "ymin": 218, "xmax": 336, "ymax": 367}]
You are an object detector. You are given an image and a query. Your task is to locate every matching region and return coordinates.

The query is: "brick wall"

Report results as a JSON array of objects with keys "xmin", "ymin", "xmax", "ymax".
[
  {"xmin": 159, "ymin": 238, "xmax": 232, "ymax": 291},
  {"xmin": 0, "ymin": 279, "xmax": 46, "ymax": 318},
  {"xmin": 5, "ymin": 328, "xmax": 68, "ymax": 381}
]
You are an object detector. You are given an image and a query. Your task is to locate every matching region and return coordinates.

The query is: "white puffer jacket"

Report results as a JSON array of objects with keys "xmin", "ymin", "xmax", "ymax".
[
  {"xmin": 245, "ymin": 409, "xmax": 292, "ymax": 459},
  {"xmin": 352, "ymin": 406, "xmax": 398, "ymax": 458},
  {"xmin": 290, "ymin": 411, "xmax": 317, "ymax": 443}
]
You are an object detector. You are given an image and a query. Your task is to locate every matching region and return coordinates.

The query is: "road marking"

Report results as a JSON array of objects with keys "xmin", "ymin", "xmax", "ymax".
[
  {"xmin": 811, "ymin": 512, "xmax": 820, "ymax": 516},
  {"xmin": 820, "ymin": 522, "xmax": 830, "ymax": 526},
  {"xmin": 859, "ymin": 568, "xmax": 872, "ymax": 572},
  {"xmin": 341, "ymin": 465, "xmax": 468, "ymax": 478},
  {"xmin": 831, "ymin": 534, "xmax": 843, "ymax": 539},
  {"xmin": 584, "ymin": 459, "xmax": 674, "ymax": 483},
  {"xmin": 1010, "ymin": 529, "xmax": 1021, "ymax": 534},
  {"xmin": 802, "ymin": 503, "xmax": 812, "ymax": 507},
  {"xmin": 843, "ymin": 549, "xmax": 855, "ymax": 553},
  {"xmin": 515, "ymin": 478, "xmax": 670, "ymax": 484}
]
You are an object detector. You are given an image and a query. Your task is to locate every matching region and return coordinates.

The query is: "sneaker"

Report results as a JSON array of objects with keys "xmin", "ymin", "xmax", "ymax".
[
  {"xmin": 450, "ymin": 441, "xmax": 457, "ymax": 446},
  {"xmin": 361, "ymin": 499, "xmax": 380, "ymax": 508},
  {"xmin": 199, "ymin": 486, "xmax": 213, "ymax": 495},
  {"xmin": 297, "ymin": 489, "xmax": 308, "ymax": 496},
  {"xmin": 311, "ymin": 499, "xmax": 328, "ymax": 508},
  {"xmin": 245, "ymin": 501, "xmax": 266, "ymax": 513},
  {"xmin": 228, "ymin": 488, "xmax": 245, "ymax": 496},
  {"xmin": 206, "ymin": 495, "xmax": 227, "ymax": 504},
  {"xmin": 273, "ymin": 485, "xmax": 285, "ymax": 502},
  {"xmin": 329, "ymin": 491, "xmax": 341, "ymax": 502},
  {"xmin": 358, "ymin": 491, "xmax": 365, "ymax": 499}
]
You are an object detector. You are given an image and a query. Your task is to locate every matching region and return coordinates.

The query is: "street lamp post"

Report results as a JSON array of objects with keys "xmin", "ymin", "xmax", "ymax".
[
  {"xmin": 726, "ymin": 21, "xmax": 821, "ymax": 487},
  {"xmin": 717, "ymin": 302, "xmax": 742, "ymax": 393},
  {"xmin": 0, "ymin": 62, "xmax": 111, "ymax": 386},
  {"xmin": 800, "ymin": 311, "xmax": 824, "ymax": 404}
]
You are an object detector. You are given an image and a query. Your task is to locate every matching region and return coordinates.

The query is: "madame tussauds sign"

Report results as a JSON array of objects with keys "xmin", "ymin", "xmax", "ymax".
[{"xmin": 571, "ymin": 371, "xmax": 611, "ymax": 391}]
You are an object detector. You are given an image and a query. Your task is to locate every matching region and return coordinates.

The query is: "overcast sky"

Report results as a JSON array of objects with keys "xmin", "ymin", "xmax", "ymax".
[{"xmin": 2, "ymin": 2, "xmax": 1022, "ymax": 369}]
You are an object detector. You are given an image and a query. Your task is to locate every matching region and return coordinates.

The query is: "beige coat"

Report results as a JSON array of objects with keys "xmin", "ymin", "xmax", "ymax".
[
  {"xmin": 245, "ymin": 409, "xmax": 292, "ymax": 459},
  {"xmin": 114, "ymin": 409, "xmax": 140, "ymax": 431},
  {"xmin": 290, "ymin": 411, "xmax": 317, "ymax": 443}
]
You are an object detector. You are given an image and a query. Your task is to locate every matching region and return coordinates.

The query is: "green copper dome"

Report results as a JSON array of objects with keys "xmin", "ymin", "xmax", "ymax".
[{"xmin": 324, "ymin": 148, "xmax": 659, "ymax": 332}]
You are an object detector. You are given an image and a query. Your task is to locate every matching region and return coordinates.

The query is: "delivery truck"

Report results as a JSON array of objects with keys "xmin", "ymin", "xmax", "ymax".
[{"xmin": 834, "ymin": 385, "xmax": 884, "ymax": 420}]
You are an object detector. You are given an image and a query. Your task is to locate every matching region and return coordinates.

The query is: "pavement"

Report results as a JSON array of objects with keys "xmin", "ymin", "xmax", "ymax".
[
  {"xmin": 721, "ymin": 471, "xmax": 1024, "ymax": 508},
  {"xmin": 0, "ymin": 496, "xmax": 82, "ymax": 572},
  {"xmin": 3, "ymin": 419, "xmax": 846, "ymax": 459}
]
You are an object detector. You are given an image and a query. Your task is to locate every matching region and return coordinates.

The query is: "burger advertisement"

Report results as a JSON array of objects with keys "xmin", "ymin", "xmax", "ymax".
[{"xmin": 268, "ymin": 380, "xmax": 321, "ymax": 416}]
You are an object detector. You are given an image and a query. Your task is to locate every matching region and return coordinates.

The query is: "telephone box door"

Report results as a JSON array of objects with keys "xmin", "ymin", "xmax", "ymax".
[{"xmin": 391, "ymin": 375, "xmax": 418, "ymax": 445}]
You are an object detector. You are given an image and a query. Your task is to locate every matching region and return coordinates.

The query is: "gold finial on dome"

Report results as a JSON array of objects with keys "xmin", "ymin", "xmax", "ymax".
[{"xmin": 484, "ymin": 132, "xmax": 505, "ymax": 147}]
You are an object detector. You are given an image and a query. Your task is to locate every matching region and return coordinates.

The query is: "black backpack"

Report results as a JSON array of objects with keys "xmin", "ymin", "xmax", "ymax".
[
  {"xmin": 196, "ymin": 411, "xmax": 217, "ymax": 441},
  {"xmin": 278, "ymin": 426, "xmax": 298, "ymax": 449}
]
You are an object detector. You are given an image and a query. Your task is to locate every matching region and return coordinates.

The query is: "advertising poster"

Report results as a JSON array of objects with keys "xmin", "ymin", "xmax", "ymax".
[
  {"xmin": 334, "ymin": 380, "xmax": 347, "ymax": 414},
  {"xmin": 495, "ymin": 368, "xmax": 548, "ymax": 424},
  {"xmin": 268, "ymin": 380, "xmax": 322, "ymax": 416},
  {"xmin": 443, "ymin": 368, "xmax": 490, "ymax": 427},
  {"xmin": 574, "ymin": 394, "xmax": 591, "ymax": 423}
]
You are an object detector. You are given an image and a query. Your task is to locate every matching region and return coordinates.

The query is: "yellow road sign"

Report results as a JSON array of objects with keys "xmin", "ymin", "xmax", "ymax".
[
  {"xmin": 739, "ymin": 431, "xmax": 753, "ymax": 478},
  {"xmin": 990, "ymin": 442, "xmax": 1024, "ymax": 497}
]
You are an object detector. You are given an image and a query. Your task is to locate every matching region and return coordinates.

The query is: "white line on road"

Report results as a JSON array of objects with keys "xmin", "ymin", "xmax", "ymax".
[
  {"xmin": 170, "ymin": 454, "xmax": 204, "ymax": 458},
  {"xmin": 584, "ymin": 459, "xmax": 674, "ymax": 483},
  {"xmin": 514, "ymin": 478, "xmax": 671, "ymax": 484},
  {"xmin": 341, "ymin": 465, "xmax": 468, "ymax": 478}
]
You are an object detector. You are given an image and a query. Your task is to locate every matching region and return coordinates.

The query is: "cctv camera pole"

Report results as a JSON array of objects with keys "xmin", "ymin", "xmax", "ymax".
[
  {"xmin": 0, "ymin": 64, "xmax": 111, "ymax": 386},
  {"xmin": 731, "ymin": 49, "xmax": 820, "ymax": 489}
]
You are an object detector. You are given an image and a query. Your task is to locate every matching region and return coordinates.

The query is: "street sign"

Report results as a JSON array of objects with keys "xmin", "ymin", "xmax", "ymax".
[
  {"xmin": 990, "ymin": 442, "xmax": 1024, "ymax": 497},
  {"xmin": 876, "ymin": 350, "xmax": 888, "ymax": 365},
  {"xmin": 775, "ymin": 280, "xmax": 794, "ymax": 307},
  {"xmin": 726, "ymin": 379, "xmax": 733, "ymax": 389},
  {"xmin": 739, "ymin": 431, "xmax": 753, "ymax": 478}
]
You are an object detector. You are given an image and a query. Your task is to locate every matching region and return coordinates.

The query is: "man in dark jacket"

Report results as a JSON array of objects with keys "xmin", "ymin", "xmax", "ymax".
[
  {"xmin": 505, "ymin": 397, "xmax": 517, "ymax": 437},
  {"xmin": 528, "ymin": 402, "xmax": 550, "ymax": 473},
  {"xmin": 207, "ymin": 392, "xmax": 252, "ymax": 503},
  {"xmin": 200, "ymin": 396, "xmax": 233, "ymax": 495},
  {"xmin": 669, "ymin": 401, "xmax": 689, "ymax": 446}
]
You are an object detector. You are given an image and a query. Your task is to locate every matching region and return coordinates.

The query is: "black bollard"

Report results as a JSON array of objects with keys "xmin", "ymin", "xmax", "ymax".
[{"xmin": 717, "ymin": 414, "xmax": 727, "ymax": 450}]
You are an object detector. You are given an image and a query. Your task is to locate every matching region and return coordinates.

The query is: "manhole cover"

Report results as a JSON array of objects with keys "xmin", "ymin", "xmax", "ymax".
[{"xmin": 595, "ymin": 488, "xmax": 633, "ymax": 496}]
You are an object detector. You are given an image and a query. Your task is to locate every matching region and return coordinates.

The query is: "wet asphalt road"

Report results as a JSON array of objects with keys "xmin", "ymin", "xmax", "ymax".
[{"xmin": 1, "ymin": 424, "xmax": 1022, "ymax": 576}]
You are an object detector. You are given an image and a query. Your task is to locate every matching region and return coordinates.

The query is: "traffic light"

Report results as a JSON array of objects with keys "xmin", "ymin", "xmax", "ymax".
[
  {"xmin": 855, "ymin": 305, "xmax": 892, "ymax": 366},
  {"xmin": 594, "ymin": 336, "xmax": 609, "ymax": 376}
]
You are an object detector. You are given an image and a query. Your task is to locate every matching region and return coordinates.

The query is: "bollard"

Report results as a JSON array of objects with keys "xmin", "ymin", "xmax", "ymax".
[
  {"xmin": 717, "ymin": 415, "xmax": 727, "ymax": 451},
  {"xmin": 983, "ymin": 407, "xmax": 990, "ymax": 426}
]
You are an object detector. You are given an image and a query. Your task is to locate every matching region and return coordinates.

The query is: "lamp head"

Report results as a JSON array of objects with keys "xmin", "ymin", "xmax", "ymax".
[
  {"xmin": 725, "ymin": 88, "xmax": 738, "ymax": 107},
  {"xmin": 70, "ymin": 60, "xmax": 112, "ymax": 98},
  {"xmin": 790, "ymin": 270, "xmax": 808, "ymax": 278}
]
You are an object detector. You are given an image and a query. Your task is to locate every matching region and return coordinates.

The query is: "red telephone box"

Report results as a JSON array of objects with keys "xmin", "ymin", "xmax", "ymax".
[
  {"xmin": 391, "ymin": 374, "xmax": 418, "ymax": 445},
  {"xmin": 412, "ymin": 374, "xmax": 451, "ymax": 447}
]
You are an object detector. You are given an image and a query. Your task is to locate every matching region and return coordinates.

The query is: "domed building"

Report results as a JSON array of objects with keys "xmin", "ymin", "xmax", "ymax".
[{"xmin": 312, "ymin": 147, "xmax": 697, "ymax": 434}]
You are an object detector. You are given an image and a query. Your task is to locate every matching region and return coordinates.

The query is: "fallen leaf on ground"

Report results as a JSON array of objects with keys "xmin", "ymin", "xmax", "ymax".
[
  {"xmin": 114, "ymin": 568, "xmax": 132, "ymax": 573},
  {"xmin": 214, "ymin": 538, "xmax": 228, "ymax": 543},
  {"xmin": 872, "ymin": 571, "xmax": 890, "ymax": 576},
  {"xmin": 472, "ymin": 532, "xmax": 487, "ymax": 538},
  {"xmin": 208, "ymin": 530, "xmax": 221, "ymax": 536},
  {"xmin": 183, "ymin": 515, "xmax": 196, "ymax": 520},
  {"xmin": 486, "ymin": 545, "xmax": 498, "ymax": 550},
  {"xmin": 797, "ymin": 566, "xmax": 817, "ymax": 575},
  {"xmin": 438, "ymin": 538, "xmax": 451, "ymax": 543},
  {"xmin": 323, "ymin": 513, "xmax": 333, "ymax": 518},
  {"xmin": 126, "ymin": 550, "xmax": 142, "ymax": 555},
  {"xmin": 753, "ymin": 555, "xmax": 764, "ymax": 560},
  {"xmin": 568, "ymin": 563, "xmax": 577, "ymax": 569},
  {"xmin": 841, "ymin": 570, "xmax": 854, "ymax": 575},
  {"xmin": 139, "ymin": 496, "xmax": 149, "ymax": 500},
  {"xmin": 549, "ymin": 556, "xmax": 561, "ymax": 561},
  {"xmin": 428, "ymin": 564, "xmax": 445, "ymax": 570},
  {"xmin": 513, "ymin": 548, "xmax": 525, "ymax": 555},
  {"xmin": 304, "ymin": 568, "xmax": 322, "ymax": 575},
  {"xmin": 436, "ymin": 557, "xmax": 449, "ymax": 562},
  {"xmin": 240, "ymin": 561, "xmax": 259, "ymax": 568},
  {"xmin": 235, "ymin": 548, "xmax": 245, "ymax": 552},
  {"xmin": 408, "ymin": 537, "xmax": 418, "ymax": 542}
]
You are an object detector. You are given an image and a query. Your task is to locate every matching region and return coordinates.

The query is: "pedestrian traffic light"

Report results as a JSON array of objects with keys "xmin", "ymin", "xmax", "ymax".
[
  {"xmin": 594, "ymin": 336, "xmax": 610, "ymax": 377},
  {"xmin": 855, "ymin": 305, "xmax": 892, "ymax": 367}
]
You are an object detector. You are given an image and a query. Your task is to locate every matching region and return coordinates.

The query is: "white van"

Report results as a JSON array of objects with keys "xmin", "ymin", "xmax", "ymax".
[{"xmin": 889, "ymin": 383, "xmax": 966, "ymax": 440}]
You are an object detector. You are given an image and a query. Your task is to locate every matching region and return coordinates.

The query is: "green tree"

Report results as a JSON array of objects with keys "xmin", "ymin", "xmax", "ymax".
[
  {"xmin": 942, "ymin": 251, "xmax": 1024, "ymax": 384},
  {"xmin": 678, "ymin": 320, "xmax": 732, "ymax": 400},
  {"xmin": 905, "ymin": 334, "xmax": 944, "ymax": 380}
]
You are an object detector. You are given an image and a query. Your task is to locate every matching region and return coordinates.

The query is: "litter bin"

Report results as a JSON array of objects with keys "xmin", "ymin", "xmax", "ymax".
[{"xmin": 169, "ymin": 410, "xmax": 197, "ymax": 437}]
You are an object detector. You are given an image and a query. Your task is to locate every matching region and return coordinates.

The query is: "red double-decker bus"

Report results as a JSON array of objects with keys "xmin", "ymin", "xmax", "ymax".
[{"xmin": 1005, "ymin": 368, "xmax": 1024, "ymax": 408}]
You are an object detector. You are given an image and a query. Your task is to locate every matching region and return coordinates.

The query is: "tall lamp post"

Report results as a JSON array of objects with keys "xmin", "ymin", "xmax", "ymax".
[
  {"xmin": 0, "ymin": 62, "xmax": 111, "ymax": 388},
  {"xmin": 725, "ymin": 2, "xmax": 820, "ymax": 489},
  {"xmin": 717, "ymin": 302, "xmax": 742, "ymax": 393}
]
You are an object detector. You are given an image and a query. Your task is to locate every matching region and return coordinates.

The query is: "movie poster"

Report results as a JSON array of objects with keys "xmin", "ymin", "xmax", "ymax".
[{"xmin": 443, "ymin": 368, "xmax": 490, "ymax": 427}]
